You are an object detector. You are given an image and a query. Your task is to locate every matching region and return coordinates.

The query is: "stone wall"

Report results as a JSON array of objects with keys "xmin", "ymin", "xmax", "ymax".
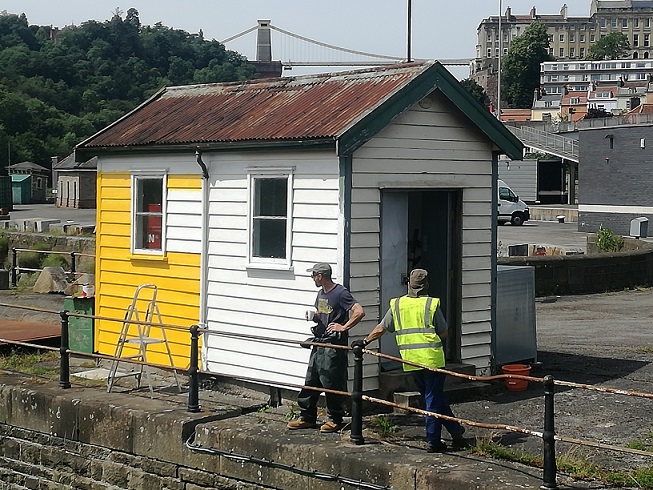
[
  {"xmin": 0, "ymin": 373, "xmax": 265, "ymax": 490},
  {"xmin": 498, "ymin": 249, "xmax": 653, "ymax": 296}
]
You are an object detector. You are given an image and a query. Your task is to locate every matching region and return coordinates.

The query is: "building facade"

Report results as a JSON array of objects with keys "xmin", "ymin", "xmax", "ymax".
[{"xmin": 474, "ymin": 1, "xmax": 653, "ymax": 105}]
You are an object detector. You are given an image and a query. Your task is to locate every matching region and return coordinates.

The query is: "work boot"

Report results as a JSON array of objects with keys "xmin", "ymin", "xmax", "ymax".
[
  {"xmin": 287, "ymin": 419, "xmax": 318, "ymax": 430},
  {"xmin": 426, "ymin": 440, "xmax": 447, "ymax": 453},
  {"xmin": 320, "ymin": 420, "xmax": 346, "ymax": 433},
  {"xmin": 450, "ymin": 436, "xmax": 474, "ymax": 450}
]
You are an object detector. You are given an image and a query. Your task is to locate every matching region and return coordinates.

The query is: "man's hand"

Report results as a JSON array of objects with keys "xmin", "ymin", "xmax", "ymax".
[{"xmin": 326, "ymin": 322, "xmax": 346, "ymax": 333}]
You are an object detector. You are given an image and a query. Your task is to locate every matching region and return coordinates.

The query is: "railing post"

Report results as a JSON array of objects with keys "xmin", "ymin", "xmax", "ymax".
[
  {"xmin": 542, "ymin": 375, "xmax": 557, "ymax": 488},
  {"xmin": 11, "ymin": 248, "xmax": 17, "ymax": 287},
  {"xmin": 187, "ymin": 325, "xmax": 200, "ymax": 413},
  {"xmin": 59, "ymin": 310, "xmax": 71, "ymax": 389},
  {"xmin": 350, "ymin": 341, "xmax": 365, "ymax": 445},
  {"xmin": 70, "ymin": 252, "xmax": 76, "ymax": 277}
]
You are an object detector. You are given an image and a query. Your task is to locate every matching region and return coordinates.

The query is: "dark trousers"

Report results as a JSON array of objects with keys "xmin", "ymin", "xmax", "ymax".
[
  {"xmin": 297, "ymin": 346, "xmax": 347, "ymax": 423},
  {"xmin": 413, "ymin": 369, "xmax": 464, "ymax": 444}
]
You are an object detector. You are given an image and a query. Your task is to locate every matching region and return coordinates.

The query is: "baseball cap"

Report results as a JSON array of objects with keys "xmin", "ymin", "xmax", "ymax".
[
  {"xmin": 408, "ymin": 269, "xmax": 429, "ymax": 297},
  {"xmin": 307, "ymin": 262, "xmax": 332, "ymax": 276}
]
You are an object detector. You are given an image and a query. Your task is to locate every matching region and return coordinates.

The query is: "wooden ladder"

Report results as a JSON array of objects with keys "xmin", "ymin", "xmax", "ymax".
[{"xmin": 107, "ymin": 284, "xmax": 180, "ymax": 396}]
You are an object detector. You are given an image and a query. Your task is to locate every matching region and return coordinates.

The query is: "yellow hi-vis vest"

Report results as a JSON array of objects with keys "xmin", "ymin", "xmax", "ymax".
[{"xmin": 390, "ymin": 295, "xmax": 445, "ymax": 372}]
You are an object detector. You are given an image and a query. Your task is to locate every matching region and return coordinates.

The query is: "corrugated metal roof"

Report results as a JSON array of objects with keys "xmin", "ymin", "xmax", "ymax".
[{"xmin": 80, "ymin": 63, "xmax": 433, "ymax": 149}]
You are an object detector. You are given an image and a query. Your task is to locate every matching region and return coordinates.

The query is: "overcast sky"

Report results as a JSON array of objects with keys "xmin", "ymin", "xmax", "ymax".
[{"xmin": 3, "ymin": 1, "xmax": 591, "ymax": 79}]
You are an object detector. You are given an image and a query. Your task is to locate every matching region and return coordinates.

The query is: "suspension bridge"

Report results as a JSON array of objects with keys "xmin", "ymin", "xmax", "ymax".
[{"xmin": 221, "ymin": 20, "xmax": 472, "ymax": 76}]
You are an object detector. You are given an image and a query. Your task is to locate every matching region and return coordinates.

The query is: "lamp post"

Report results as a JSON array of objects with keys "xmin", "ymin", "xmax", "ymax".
[{"xmin": 497, "ymin": 0, "xmax": 502, "ymax": 119}]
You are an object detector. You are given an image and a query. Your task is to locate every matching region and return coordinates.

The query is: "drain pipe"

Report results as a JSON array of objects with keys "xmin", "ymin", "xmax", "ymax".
[{"xmin": 195, "ymin": 150, "xmax": 209, "ymax": 368}]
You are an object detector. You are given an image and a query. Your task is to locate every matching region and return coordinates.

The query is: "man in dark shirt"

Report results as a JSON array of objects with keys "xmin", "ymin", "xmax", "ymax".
[{"xmin": 288, "ymin": 262, "xmax": 365, "ymax": 433}]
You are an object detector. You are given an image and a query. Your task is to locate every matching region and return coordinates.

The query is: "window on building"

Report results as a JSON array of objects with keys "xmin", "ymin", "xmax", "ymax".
[
  {"xmin": 560, "ymin": 34, "xmax": 565, "ymax": 42},
  {"xmin": 591, "ymin": 34, "xmax": 596, "ymax": 42},
  {"xmin": 635, "ymin": 18, "xmax": 640, "ymax": 28},
  {"xmin": 570, "ymin": 33, "xmax": 575, "ymax": 42},
  {"xmin": 646, "ymin": 51, "xmax": 650, "ymax": 59},
  {"xmin": 548, "ymin": 35, "xmax": 554, "ymax": 43},
  {"xmin": 646, "ymin": 34, "xmax": 650, "ymax": 47},
  {"xmin": 600, "ymin": 18, "xmax": 607, "ymax": 28},
  {"xmin": 570, "ymin": 47, "xmax": 576, "ymax": 57},
  {"xmin": 503, "ymin": 47, "xmax": 508, "ymax": 55},
  {"xmin": 570, "ymin": 97, "xmax": 580, "ymax": 104},
  {"xmin": 580, "ymin": 34, "xmax": 585, "ymax": 42},
  {"xmin": 487, "ymin": 48, "xmax": 492, "ymax": 58},
  {"xmin": 611, "ymin": 18, "xmax": 617, "ymax": 28},
  {"xmin": 580, "ymin": 24, "xmax": 586, "ymax": 30},
  {"xmin": 560, "ymin": 47, "xmax": 565, "ymax": 57},
  {"xmin": 622, "ymin": 18, "xmax": 628, "ymax": 28},
  {"xmin": 634, "ymin": 34, "xmax": 640, "ymax": 47},
  {"xmin": 647, "ymin": 18, "xmax": 651, "ymax": 28},
  {"xmin": 248, "ymin": 171, "xmax": 293, "ymax": 266},
  {"xmin": 132, "ymin": 174, "xmax": 166, "ymax": 254},
  {"xmin": 580, "ymin": 47, "xmax": 586, "ymax": 58},
  {"xmin": 495, "ymin": 47, "xmax": 499, "ymax": 57},
  {"xmin": 36, "ymin": 177, "xmax": 43, "ymax": 190}
]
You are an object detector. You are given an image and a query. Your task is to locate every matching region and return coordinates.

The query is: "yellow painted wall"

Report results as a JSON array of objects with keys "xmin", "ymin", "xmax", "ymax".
[{"xmin": 95, "ymin": 172, "xmax": 202, "ymax": 369}]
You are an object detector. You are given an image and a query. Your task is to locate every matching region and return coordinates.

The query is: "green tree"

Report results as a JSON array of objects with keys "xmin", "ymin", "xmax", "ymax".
[
  {"xmin": 0, "ymin": 10, "xmax": 256, "ymax": 169},
  {"xmin": 586, "ymin": 32, "xmax": 630, "ymax": 61},
  {"xmin": 501, "ymin": 22, "xmax": 551, "ymax": 108},
  {"xmin": 459, "ymin": 78, "xmax": 489, "ymax": 108}
]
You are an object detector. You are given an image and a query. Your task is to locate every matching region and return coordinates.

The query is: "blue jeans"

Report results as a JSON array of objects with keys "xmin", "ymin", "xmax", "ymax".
[{"xmin": 413, "ymin": 369, "xmax": 464, "ymax": 445}]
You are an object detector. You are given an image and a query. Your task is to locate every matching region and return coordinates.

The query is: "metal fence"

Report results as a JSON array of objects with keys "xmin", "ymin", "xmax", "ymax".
[
  {"xmin": 0, "ymin": 302, "xmax": 651, "ymax": 489},
  {"xmin": 10, "ymin": 247, "xmax": 95, "ymax": 287}
]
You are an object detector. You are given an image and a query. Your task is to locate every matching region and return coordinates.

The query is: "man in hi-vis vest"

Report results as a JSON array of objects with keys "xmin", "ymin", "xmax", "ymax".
[{"xmin": 360, "ymin": 269, "xmax": 470, "ymax": 452}]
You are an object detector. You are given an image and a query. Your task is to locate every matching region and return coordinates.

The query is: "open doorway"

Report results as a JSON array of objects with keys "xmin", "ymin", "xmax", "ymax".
[{"xmin": 379, "ymin": 189, "xmax": 461, "ymax": 370}]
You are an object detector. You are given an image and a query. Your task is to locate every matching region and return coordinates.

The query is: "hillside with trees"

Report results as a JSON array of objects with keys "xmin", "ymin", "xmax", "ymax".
[{"xmin": 0, "ymin": 9, "xmax": 256, "ymax": 171}]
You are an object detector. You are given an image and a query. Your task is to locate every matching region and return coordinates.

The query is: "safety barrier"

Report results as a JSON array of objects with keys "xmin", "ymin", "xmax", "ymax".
[
  {"xmin": 10, "ymin": 247, "xmax": 95, "ymax": 287},
  {"xmin": 0, "ymin": 302, "xmax": 652, "ymax": 489}
]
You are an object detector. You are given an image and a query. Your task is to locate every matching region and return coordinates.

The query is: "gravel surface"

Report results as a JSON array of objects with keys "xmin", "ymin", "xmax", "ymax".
[{"xmin": 449, "ymin": 288, "xmax": 653, "ymax": 472}]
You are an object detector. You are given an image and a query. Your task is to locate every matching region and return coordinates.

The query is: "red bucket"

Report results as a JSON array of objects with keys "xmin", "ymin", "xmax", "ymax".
[{"xmin": 501, "ymin": 364, "xmax": 531, "ymax": 391}]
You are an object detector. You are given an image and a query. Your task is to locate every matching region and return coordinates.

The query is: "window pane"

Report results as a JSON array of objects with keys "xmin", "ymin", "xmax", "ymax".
[
  {"xmin": 253, "ymin": 219, "xmax": 286, "ymax": 258},
  {"xmin": 254, "ymin": 178, "xmax": 287, "ymax": 217},
  {"xmin": 134, "ymin": 177, "xmax": 163, "ymax": 251},
  {"xmin": 137, "ymin": 178, "xmax": 163, "ymax": 211}
]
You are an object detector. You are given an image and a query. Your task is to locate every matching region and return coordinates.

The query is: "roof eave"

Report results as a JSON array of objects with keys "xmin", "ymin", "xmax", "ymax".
[{"xmin": 74, "ymin": 138, "xmax": 337, "ymax": 161}]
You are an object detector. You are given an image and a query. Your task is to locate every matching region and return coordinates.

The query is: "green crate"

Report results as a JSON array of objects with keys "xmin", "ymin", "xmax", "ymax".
[{"xmin": 64, "ymin": 297, "xmax": 95, "ymax": 354}]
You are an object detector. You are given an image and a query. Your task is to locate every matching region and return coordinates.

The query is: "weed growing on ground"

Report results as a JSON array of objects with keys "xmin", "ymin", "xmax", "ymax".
[
  {"xmin": 284, "ymin": 403, "xmax": 299, "ymax": 421},
  {"xmin": 472, "ymin": 438, "xmax": 653, "ymax": 489},
  {"xmin": 369, "ymin": 414, "xmax": 399, "ymax": 438},
  {"xmin": 595, "ymin": 226, "xmax": 624, "ymax": 253}
]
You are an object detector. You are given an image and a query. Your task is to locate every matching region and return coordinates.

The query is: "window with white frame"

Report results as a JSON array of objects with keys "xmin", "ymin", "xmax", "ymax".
[
  {"xmin": 248, "ymin": 170, "xmax": 293, "ymax": 266},
  {"xmin": 132, "ymin": 173, "xmax": 166, "ymax": 254}
]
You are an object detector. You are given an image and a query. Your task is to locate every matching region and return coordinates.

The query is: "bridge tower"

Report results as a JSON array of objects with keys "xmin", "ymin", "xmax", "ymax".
[{"xmin": 252, "ymin": 20, "xmax": 282, "ymax": 78}]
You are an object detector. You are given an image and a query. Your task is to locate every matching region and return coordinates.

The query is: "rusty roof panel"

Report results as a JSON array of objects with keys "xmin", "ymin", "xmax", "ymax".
[{"xmin": 80, "ymin": 63, "xmax": 432, "ymax": 148}]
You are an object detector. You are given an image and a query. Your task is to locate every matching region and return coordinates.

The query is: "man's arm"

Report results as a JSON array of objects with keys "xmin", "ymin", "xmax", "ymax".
[
  {"xmin": 327, "ymin": 302, "xmax": 365, "ymax": 332},
  {"xmin": 363, "ymin": 322, "xmax": 386, "ymax": 345}
]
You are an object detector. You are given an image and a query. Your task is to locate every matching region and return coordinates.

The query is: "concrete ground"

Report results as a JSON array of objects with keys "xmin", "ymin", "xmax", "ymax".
[{"xmin": 8, "ymin": 203, "xmax": 96, "ymax": 227}]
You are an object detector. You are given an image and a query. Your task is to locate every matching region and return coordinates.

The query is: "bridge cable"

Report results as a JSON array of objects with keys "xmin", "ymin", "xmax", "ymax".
[{"xmin": 268, "ymin": 24, "xmax": 405, "ymax": 61}]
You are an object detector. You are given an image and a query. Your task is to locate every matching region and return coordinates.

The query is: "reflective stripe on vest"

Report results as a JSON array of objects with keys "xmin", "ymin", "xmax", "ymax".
[{"xmin": 390, "ymin": 295, "xmax": 445, "ymax": 372}]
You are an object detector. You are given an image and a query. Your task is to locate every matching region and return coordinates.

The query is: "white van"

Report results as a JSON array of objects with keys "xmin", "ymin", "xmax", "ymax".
[{"xmin": 498, "ymin": 180, "xmax": 530, "ymax": 226}]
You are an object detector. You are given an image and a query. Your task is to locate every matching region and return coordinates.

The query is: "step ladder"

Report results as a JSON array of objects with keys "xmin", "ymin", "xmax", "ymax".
[{"xmin": 107, "ymin": 284, "xmax": 181, "ymax": 396}]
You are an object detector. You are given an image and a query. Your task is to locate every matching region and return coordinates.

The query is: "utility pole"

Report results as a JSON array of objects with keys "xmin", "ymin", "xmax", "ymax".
[
  {"xmin": 407, "ymin": 0, "xmax": 412, "ymax": 62},
  {"xmin": 497, "ymin": 0, "xmax": 502, "ymax": 119}
]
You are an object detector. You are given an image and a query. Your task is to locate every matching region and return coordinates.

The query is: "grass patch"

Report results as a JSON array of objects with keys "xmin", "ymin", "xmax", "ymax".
[
  {"xmin": 472, "ymin": 439, "xmax": 653, "ymax": 489},
  {"xmin": 0, "ymin": 349, "xmax": 59, "ymax": 376}
]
